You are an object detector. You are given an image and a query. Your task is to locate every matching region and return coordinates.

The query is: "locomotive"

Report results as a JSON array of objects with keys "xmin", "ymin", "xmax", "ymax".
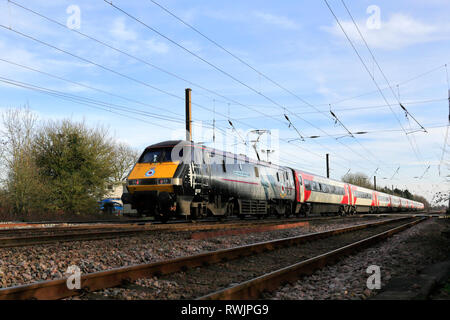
[{"xmin": 121, "ymin": 140, "xmax": 424, "ymax": 222}]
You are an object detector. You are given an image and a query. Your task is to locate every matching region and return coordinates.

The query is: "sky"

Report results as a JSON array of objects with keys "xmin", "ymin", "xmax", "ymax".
[{"xmin": 0, "ymin": 0, "xmax": 448, "ymax": 201}]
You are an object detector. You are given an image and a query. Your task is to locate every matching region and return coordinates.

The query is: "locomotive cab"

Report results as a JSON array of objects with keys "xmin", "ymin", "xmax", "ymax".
[{"xmin": 123, "ymin": 142, "xmax": 186, "ymax": 221}]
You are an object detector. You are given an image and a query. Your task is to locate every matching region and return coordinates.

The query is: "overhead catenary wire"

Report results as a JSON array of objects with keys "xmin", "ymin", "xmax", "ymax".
[
  {"xmin": 0, "ymin": 76, "xmax": 184, "ymax": 124},
  {"xmin": 104, "ymin": 0, "xmax": 290, "ymax": 113},
  {"xmin": 390, "ymin": 166, "xmax": 400, "ymax": 180},
  {"xmin": 284, "ymin": 114, "xmax": 305, "ymax": 141},
  {"xmin": 0, "ymin": 1, "xmax": 412, "ymax": 175},
  {"xmin": 279, "ymin": 123, "xmax": 446, "ymax": 140},
  {"xmin": 418, "ymin": 165, "xmax": 431, "ymax": 179},
  {"xmin": 211, "ymin": 97, "xmax": 448, "ymax": 121},
  {"xmin": 329, "ymin": 105, "xmax": 354, "ymax": 138},
  {"xmin": 323, "ymin": 0, "xmax": 427, "ymax": 170},
  {"xmin": 0, "ymin": 57, "xmax": 185, "ymax": 122},
  {"xmin": 148, "ymin": 0, "xmax": 384, "ymax": 170},
  {"xmin": 147, "ymin": 0, "xmax": 321, "ymax": 113},
  {"xmin": 0, "ymin": 24, "xmax": 187, "ymax": 115},
  {"xmin": 0, "ymin": 70, "xmax": 398, "ymax": 177},
  {"xmin": 105, "ymin": 0, "xmax": 389, "ymax": 174},
  {"xmin": 7, "ymin": 0, "xmax": 376, "ymax": 171},
  {"xmin": 0, "ymin": 22, "xmax": 259, "ymax": 134},
  {"xmin": 0, "ymin": 60, "xmax": 370, "ymax": 175},
  {"xmin": 0, "ymin": 76, "xmax": 176, "ymax": 130},
  {"xmin": 0, "ymin": 68, "xmax": 333, "ymax": 173},
  {"xmin": 146, "ymin": 0, "xmax": 392, "ymax": 172},
  {"xmin": 6, "ymin": 0, "xmax": 286, "ymax": 121},
  {"xmin": 340, "ymin": 1, "xmax": 427, "ymax": 134},
  {"xmin": 149, "ymin": 0, "xmax": 434, "ymax": 177},
  {"xmin": 339, "ymin": 0, "xmax": 429, "ymax": 171},
  {"xmin": 330, "ymin": 64, "xmax": 448, "ymax": 107}
]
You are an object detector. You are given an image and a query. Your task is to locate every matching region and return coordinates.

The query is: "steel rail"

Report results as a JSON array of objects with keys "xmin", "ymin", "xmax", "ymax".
[
  {"xmin": 0, "ymin": 217, "xmax": 410, "ymax": 300},
  {"xmin": 0, "ymin": 227, "xmax": 164, "ymax": 248},
  {"xmin": 199, "ymin": 217, "xmax": 426, "ymax": 300},
  {"xmin": 0, "ymin": 215, "xmax": 343, "ymax": 232},
  {"xmin": 0, "ymin": 215, "xmax": 372, "ymax": 248},
  {"xmin": 0, "ymin": 210, "xmax": 428, "ymax": 228},
  {"xmin": 0, "ymin": 213, "xmax": 356, "ymax": 229},
  {"xmin": 0, "ymin": 220, "xmax": 320, "ymax": 248}
]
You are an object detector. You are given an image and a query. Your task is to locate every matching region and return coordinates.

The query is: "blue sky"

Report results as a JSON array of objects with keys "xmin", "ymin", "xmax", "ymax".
[{"xmin": 0, "ymin": 0, "xmax": 449, "ymax": 200}]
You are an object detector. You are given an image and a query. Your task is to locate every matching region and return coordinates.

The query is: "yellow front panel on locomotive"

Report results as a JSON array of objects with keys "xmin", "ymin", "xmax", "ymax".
[
  {"xmin": 128, "ymin": 162, "xmax": 179, "ymax": 180},
  {"xmin": 127, "ymin": 162, "xmax": 179, "ymax": 193}
]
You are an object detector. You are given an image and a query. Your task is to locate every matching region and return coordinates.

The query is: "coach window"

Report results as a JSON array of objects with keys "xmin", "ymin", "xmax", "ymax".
[
  {"xmin": 304, "ymin": 180, "xmax": 311, "ymax": 190},
  {"xmin": 254, "ymin": 166, "xmax": 259, "ymax": 177},
  {"xmin": 298, "ymin": 175, "xmax": 303, "ymax": 185},
  {"xmin": 276, "ymin": 172, "xmax": 280, "ymax": 182},
  {"xmin": 222, "ymin": 160, "xmax": 227, "ymax": 173}
]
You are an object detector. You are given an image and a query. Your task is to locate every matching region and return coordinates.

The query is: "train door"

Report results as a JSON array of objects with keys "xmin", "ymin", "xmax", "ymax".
[
  {"xmin": 202, "ymin": 150, "xmax": 211, "ymax": 189},
  {"xmin": 190, "ymin": 147, "xmax": 209, "ymax": 194},
  {"xmin": 347, "ymin": 184, "xmax": 353, "ymax": 206},
  {"xmin": 295, "ymin": 171, "xmax": 304, "ymax": 203}
]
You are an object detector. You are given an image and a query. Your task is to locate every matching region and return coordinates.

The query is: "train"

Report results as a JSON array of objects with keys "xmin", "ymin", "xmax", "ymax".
[{"xmin": 121, "ymin": 140, "xmax": 424, "ymax": 222}]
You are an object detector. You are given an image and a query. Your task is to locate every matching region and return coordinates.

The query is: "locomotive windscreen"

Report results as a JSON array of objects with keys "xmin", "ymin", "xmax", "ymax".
[{"xmin": 139, "ymin": 147, "xmax": 173, "ymax": 163}]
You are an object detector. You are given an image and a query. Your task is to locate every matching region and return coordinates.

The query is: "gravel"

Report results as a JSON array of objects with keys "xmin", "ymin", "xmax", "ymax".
[
  {"xmin": 265, "ymin": 218, "xmax": 450, "ymax": 300},
  {"xmin": 0, "ymin": 217, "xmax": 386, "ymax": 288},
  {"xmin": 78, "ymin": 218, "xmax": 412, "ymax": 299}
]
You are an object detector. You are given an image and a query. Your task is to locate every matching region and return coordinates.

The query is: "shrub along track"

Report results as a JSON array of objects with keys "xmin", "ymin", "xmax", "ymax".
[{"xmin": 0, "ymin": 216, "xmax": 422, "ymax": 299}]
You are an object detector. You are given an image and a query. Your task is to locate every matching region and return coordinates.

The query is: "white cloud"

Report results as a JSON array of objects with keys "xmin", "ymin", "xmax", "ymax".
[
  {"xmin": 179, "ymin": 40, "xmax": 202, "ymax": 53},
  {"xmin": 145, "ymin": 38, "xmax": 169, "ymax": 54},
  {"xmin": 253, "ymin": 11, "xmax": 300, "ymax": 30},
  {"xmin": 323, "ymin": 13, "xmax": 450, "ymax": 50},
  {"xmin": 110, "ymin": 17, "xmax": 137, "ymax": 41}
]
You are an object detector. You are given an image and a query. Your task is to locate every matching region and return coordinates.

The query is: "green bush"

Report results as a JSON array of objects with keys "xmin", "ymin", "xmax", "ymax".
[{"xmin": 0, "ymin": 107, "xmax": 138, "ymax": 218}]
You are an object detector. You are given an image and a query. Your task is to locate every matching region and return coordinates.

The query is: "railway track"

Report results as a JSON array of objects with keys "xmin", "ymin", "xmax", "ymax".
[
  {"xmin": 200, "ymin": 218, "xmax": 425, "ymax": 300},
  {"xmin": 0, "ymin": 210, "xmax": 432, "ymax": 230},
  {"xmin": 0, "ymin": 216, "xmax": 424, "ymax": 300},
  {"xmin": 0, "ymin": 215, "xmax": 375, "ymax": 248}
]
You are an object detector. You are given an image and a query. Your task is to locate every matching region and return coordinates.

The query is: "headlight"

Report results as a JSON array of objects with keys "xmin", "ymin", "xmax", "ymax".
[{"xmin": 158, "ymin": 178, "xmax": 171, "ymax": 184}]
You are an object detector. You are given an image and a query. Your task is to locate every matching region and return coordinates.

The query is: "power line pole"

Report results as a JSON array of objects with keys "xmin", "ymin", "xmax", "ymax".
[
  {"xmin": 374, "ymin": 176, "xmax": 377, "ymax": 190},
  {"xmin": 185, "ymin": 88, "xmax": 192, "ymax": 141},
  {"xmin": 326, "ymin": 153, "xmax": 330, "ymax": 178}
]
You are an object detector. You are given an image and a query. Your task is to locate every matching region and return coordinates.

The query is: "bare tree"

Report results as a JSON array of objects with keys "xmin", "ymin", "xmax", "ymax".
[
  {"xmin": 341, "ymin": 172, "xmax": 374, "ymax": 189},
  {"xmin": 110, "ymin": 142, "xmax": 140, "ymax": 183},
  {"xmin": 0, "ymin": 107, "xmax": 45, "ymax": 215}
]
